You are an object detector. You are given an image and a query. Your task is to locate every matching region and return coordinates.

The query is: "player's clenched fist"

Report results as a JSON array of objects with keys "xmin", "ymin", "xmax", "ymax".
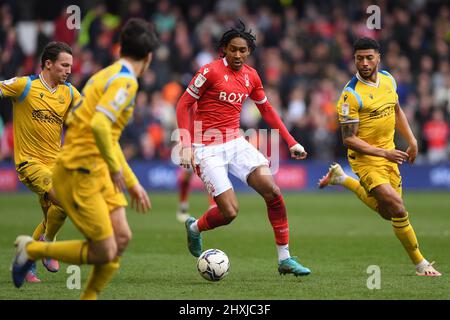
[
  {"xmin": 290, "ymin": 143, "xmax": 308, "ymax": 160},
  {"xmin": 180, "ymin": 146, "xmax": 194, "ymax": 169}
]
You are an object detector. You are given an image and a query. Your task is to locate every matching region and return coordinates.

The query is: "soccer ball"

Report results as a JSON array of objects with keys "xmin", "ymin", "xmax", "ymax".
[{"xmin": 197, "ymin": 249, "xmax": 230, "ymax": 281}]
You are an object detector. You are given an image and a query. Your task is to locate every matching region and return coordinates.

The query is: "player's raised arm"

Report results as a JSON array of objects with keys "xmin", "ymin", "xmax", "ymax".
[{"xmin": 395, "ymin": 103, "xmax": 418, "ymax": 164}]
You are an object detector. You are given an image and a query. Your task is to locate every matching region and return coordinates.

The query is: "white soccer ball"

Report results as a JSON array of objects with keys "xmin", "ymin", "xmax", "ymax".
[{"xmin": 197, "ymin": 249, "xmax": 230, "ymax": 281}]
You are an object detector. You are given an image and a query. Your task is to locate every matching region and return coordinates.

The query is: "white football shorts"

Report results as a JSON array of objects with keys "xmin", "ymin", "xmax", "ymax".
[{"xmin": 193, "ymin": 137, "xmax": 269, "ymax": 197}]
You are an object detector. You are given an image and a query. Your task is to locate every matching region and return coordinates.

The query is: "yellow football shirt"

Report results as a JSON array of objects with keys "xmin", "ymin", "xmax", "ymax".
[
  {"xmin": 60, "ymin": 60, "xmax": 138, "ymax": 171},
  {"xmin": 336, "ymin": 70, "xmax": 399, "ymax": 167},
  {"xmin": 0, "ymin": 75, "xmax": 81, "ymax": 166}
]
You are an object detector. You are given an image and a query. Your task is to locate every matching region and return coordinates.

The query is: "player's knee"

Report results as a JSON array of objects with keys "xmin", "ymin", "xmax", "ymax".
[
  {"xmin": 220, "ymin": 203, "xmax": 238, "ymax": 222},
  {"xmin": 377, "ymin": 209, "xmax": 392, "ymax": 221},
  {"xmin": 90, "ymin": 242, "xmax": 116, "ymax": 264},
  {"xmin": 391, "ymin": 201, "xmax": 407, "ymax": 218},
  {"xmin": 105, "ymin": 243, "xmax": 118, "ymax": 262},
  {"xmin": 389, "ymin": 194, "xmax": 405, "ymax": 212},
  {"xmin": 262, "ymin": 185, "xmax": 281, "ymax": 201},
  {"xmin": 116, "ymin": 230, "xmax": 132, "ymax": 255},
  {"xmin": 99, "ymin": 242, "xmax": 118, "ymax": 263},
  {"xmin": 379, "ymin": 196, "xmax": 405, "ymax": 218},
  {"xmin": 126, "ymin": 229, "xmax": 132, "ymax": 243}
]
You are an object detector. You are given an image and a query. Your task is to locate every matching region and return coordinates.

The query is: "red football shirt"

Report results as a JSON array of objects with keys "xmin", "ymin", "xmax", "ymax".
[{"xmin": 185, "ymin": 57, "xmax": 267, "ymax": 145}]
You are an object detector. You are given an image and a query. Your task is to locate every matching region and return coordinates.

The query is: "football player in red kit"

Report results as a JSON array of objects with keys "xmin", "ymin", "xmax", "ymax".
[
  {"xmin": 176, "ymin": 103, "xmax": 216, "ymax": 223},
  {"xmin": 176, "ymin": 21, "xmax": 310, "ymax": 276}
]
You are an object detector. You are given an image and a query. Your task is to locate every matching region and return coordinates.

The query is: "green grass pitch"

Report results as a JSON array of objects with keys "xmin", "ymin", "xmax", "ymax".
[{"xmin": 0, "ymin": 191, "xmax": 449, "ymax": 300}]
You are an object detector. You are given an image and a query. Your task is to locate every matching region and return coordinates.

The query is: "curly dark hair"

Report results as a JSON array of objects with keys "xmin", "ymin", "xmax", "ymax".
[{"xmin": 218, "ymin": 20, "xmax": 256, "ymax": 57}]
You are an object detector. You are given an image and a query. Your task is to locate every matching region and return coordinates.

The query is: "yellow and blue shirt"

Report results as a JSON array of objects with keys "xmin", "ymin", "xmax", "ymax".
[
  {"xmin": 0, "ymin": 74, "xmax": 80, "ymax": 166},
  {"xmin": 60, "ymin": 60, "xmax": 138, "ymax": 171},
  {"xmin": 337, "ymin": 70, "xmax": 399, "ymax": 166}
]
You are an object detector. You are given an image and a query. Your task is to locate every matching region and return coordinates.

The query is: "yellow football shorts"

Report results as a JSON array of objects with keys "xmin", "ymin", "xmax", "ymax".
[
  {"xmin": 16, "ymin": 161, "xmax": 53, "ymax": 208},
  {"xmin": 353, "ymin": 162, "xmax": 402, "ymax": 196},
  {"xmin": 52, "ymin": 160, "xmax": 128, "ymax": 242}
]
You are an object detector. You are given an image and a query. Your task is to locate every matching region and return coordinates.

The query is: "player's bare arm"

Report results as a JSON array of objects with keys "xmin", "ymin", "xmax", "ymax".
[
  {"xmin": 115, "ymin": 142, "xmax": 152, "ymax": 213},
  {"xmin": 395, "ymin": 103, "xmax": 418, "ymax": 164},
  {"xmin": 341, "ymin": 122, "xmax": 408, "ymax": 164},
  {"xmin": 179, "ymin": 145, "xmax": 194, "ymax": 170}
]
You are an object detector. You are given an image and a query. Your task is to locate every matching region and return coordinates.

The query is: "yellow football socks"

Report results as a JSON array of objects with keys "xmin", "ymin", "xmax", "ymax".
[
  {"xmin": 31, "ymin": 220, "xmax": 46, "ymax": 241},
  {"xmin": 27, "ymin": 240, "xmax": 89, "ymax": 265},
  {"xmin": 338, "ymin": 174, "xmax": 425, "ymax": 266},
  {"xmin": 392, "ymin": 213, "xmax": 424, "ymax": 264},
  {"xmin": 44, "ymin": 205, "xmax": 66, "ymax": 241},
  {"xmin": 342, "ymin": 176, "xmax": 378, "ymax": 212},
  {"xmin": 80, "ymin": 257, "xmax": 121, "ymax": 300}
]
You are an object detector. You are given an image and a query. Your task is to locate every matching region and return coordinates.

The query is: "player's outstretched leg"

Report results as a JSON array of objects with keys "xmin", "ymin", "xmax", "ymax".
[
  {"xmin": 248, "ymin": 166, "xmax": 311, "ymax": 277},
  {"xmin": 372, "ymin": 185, "xmax": 442, "ymax": 277},
  {"xmin": 185, "ymin": 217, "xmax": 202, "ymax": 257},
  {"xmin": 319, "ymin": 163, "xmax": 378, "ymax": 212},
  {"xmin": 12, "ymin": 236, "xmax": 35, "ymax": 288},
  {"xmin": 390, "ymin": 213, "xmax": 441, "ymax": 277},
  {"xmin": 318, "ymin": 163, "xmax": 346, "ymax": 189},
  {"xmin": 265, "ymin": 195, "xmax": 311, "ymax": 277}
]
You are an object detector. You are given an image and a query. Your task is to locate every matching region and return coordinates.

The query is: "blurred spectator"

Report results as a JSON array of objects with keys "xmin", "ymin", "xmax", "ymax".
[
  {"xmin": 78, "ymin": 2, "xmax": 120, "ymax": 52},
  {"xmin": 121, "ymin": 91, "xmax": 151, "ymax": 160},
  {"xmin": 53, "ymin": 6, "xmax": 77, "ymax": 45},
  {"xmin": 434, "ymin": 71, "xmax": 450, "ymax": 114},
  {"xmin": 0, "ymin": 120, "xmax": 14, "ymax": 160},
  {"xmin": 0, "ymin": 28, "xmax": 24, "ymax": 79},
  {"xmin": 151, "ymin": 0, "xmax": 176, "ymax": 37},
  {"xmin": 423, "ymin": 108, "xmax": 449, "ymax": 163}
]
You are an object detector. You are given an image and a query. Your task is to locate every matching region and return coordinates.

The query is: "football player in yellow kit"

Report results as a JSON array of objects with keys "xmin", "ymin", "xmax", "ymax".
[
  {"xmin": 11, "ymin": 18, "xmax": 159, "ymax": 299},
  {"xmin": 0, "ymin": 42, "xmax": 81, "ymax": 282},
  {"xmin": 319, "ymin": 37, "xmax": 441, "ymax": 276}
]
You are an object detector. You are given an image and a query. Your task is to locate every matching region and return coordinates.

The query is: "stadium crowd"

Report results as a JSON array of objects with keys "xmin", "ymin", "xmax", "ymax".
[{"xmin": 0, "ymin": 0, "xmax": 449, "ymax": 163}]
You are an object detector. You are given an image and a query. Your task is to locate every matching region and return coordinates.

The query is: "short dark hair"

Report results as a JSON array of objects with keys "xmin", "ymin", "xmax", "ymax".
[
  {"xmin": 353, "ymin": 37, "xmax": 380, "ymax": 53},
  {"xmin": 218, "ymin": 20, "xmax": 256, "ymax": 57},
  {"xmin": 120, "ymin": 18, "xmax": 159, "ymax": 60},
  {"xmin": 41, "ymin": 41, "xmax": 72, "ymax": 69}
]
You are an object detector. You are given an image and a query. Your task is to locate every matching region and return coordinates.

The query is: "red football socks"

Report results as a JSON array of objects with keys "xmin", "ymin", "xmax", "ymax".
[{"xmin": 266, "ymin": 195, "xmax": 289, "ymax": 245}]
